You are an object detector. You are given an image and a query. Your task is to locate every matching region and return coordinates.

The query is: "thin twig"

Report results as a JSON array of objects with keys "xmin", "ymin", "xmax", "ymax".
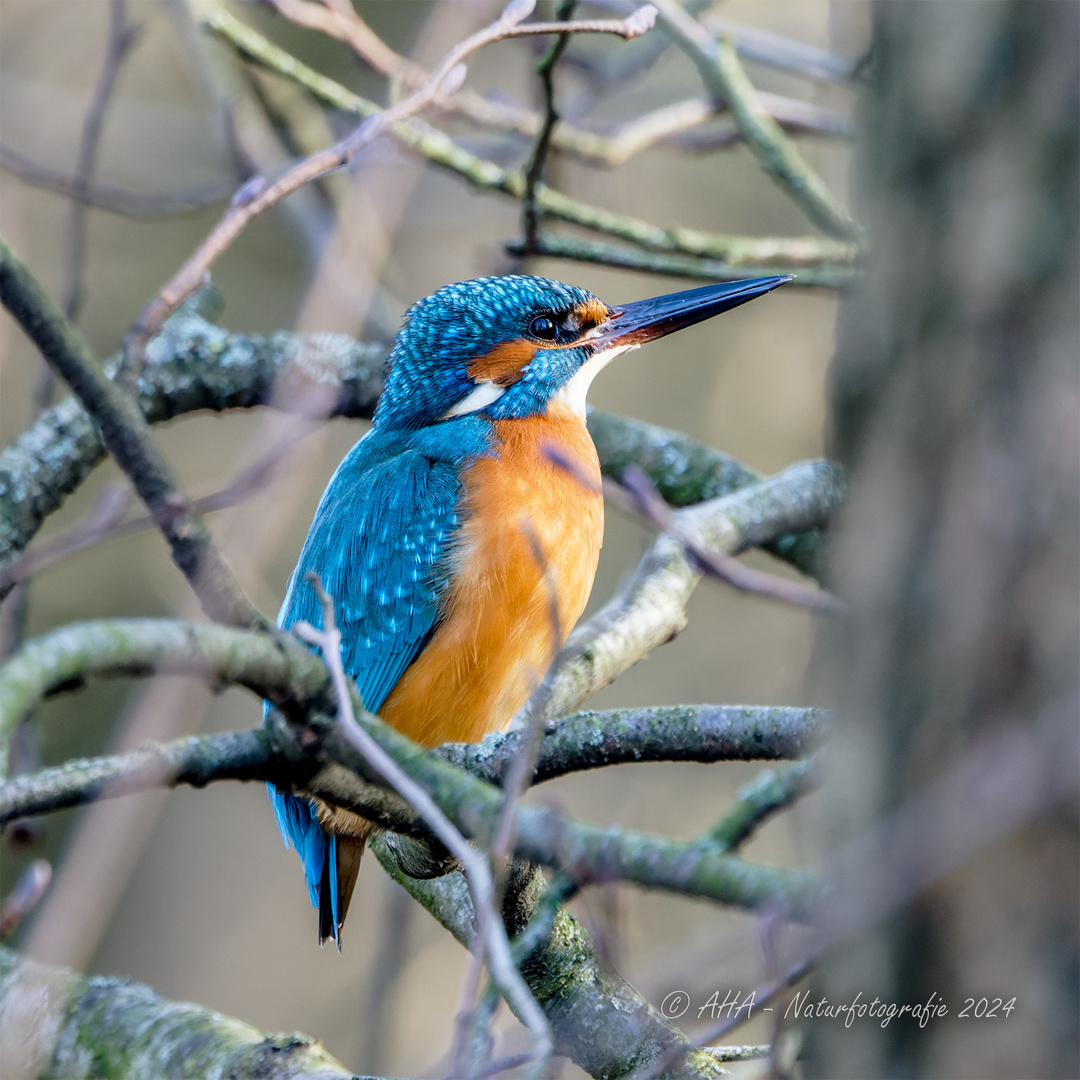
[
  {"xmin": 618, "ymin": 465, "xmax": 845, "ymax": 614},
  {"xmin": 59, "ymin": 0, "xmax": 141, "ymax": 321},
  {"xmin": 521, "ymin": 0, "xmax": 576, "ymax": 250},
  {"xmin": 707, "ymin": 758, "xmax": 818, "ymax": 852},
  {"xmin": 1, "ymin": 424, "xmax": 313, "ymax": 590},
  {"xmin": 0, "ymin": 143, "xmax": 234, "ymax": 216},
  {"xmin": 650, "ymin": 0, "xmax": 860, "ymax": 240},
  {"xmin": 294, "ymin": 574, "xmax": 554, "ymax": 1077},
  {"xmin": 700, "ymin": 12, "xmax": 859, "ymax": 84},
  {"xmin": 126, "ymin": 0, "xmax": 657, "ymax": 359},
  {"xmin": 263, "ymin": 3, "xmax": 846, "ymax": 163},
  {"xmin": 0, "ymin": 239, "xmax": 266, "ymax": 631},
  {"xmin": 205, "ymin": 10, "xmax": 856, "ymax": 270},
  {"xmin": 506, "ymin": 231, "xmax": 859, "ymax": 287},
  {"xmin": 0, "ymin": 858, "xmax": 51, "ymax": 936}
]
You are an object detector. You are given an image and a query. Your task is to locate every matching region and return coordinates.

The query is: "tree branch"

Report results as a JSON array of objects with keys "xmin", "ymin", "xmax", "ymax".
[
  {"xmin": 0, "ymin": 305, "xmax": 386, "ymax": 579},
  {"xmin": 0, "ymin": 620, "xmax": 825, "ymax": 813},
  {"xmin": 448, "ymin": 704, "xmax": 827, "ymax": 784},
  {"xmin": 0, "ymin": 947, "xmax": 361, "ymax": 1080},
  {"xmin": 205, "ymin": 9, "xmax": 858, "ymax": 273},
  {"xmin": 587, "ymin": 410, "xmax": 828, "ymax": 578},
  {"xmin": 128, "ymin": 2, "xmax": 658, "ymax": 351},
  {"xmin": 650, "ymin": 0, "xmax": 861, "ymax": 240},
  {"xmin": 615, "ymin": 465, "xmax": 843, "ymax": 613},
  {"xmin": 372, "ymin": 846, "xmax": 729, "ymax": 1080},
  {"xmin": 541, "ymin": 460, "xmax": 845, "ymax": 718},
  {"xmin": 0, "ymin": 703, "xmax": 826, "ymax": 824},
  {"xmin": 505, "ymin": 231, "xmax": 860, "ymax": 288},
  {"xmin": 0, "ymin": 618, "xmax": 821, "ymax": 918},
  {"xmin": 58, "ymin": 0, "xmax": 141, "ymax": 323},
  {"xmin": 520, "ymin": 0, "xmax": 576, "ymax": 251},
  {"xmin": 0, "ymin": 239, "xmax": 265, "ymax": 630},
  {"xmin": 707, "ymin": 757, "xmax": 819, "ymax": 851}
]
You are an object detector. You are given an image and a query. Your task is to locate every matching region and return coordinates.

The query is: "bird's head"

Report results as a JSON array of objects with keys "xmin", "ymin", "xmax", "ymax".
[{"xmin": 373, "ymin": 274, "xmax": 791, "ymax": 431}]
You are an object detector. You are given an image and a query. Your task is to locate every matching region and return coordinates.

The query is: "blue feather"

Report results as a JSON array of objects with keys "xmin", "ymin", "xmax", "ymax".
[{"xmin": 266, "ymin": 418, "xmax": 492, "ymax": 931}]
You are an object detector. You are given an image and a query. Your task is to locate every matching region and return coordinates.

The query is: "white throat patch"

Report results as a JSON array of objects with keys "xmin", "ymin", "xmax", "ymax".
[{"xmin": 551, "ymin": 343, "xmax": 637, "ymax": 417}]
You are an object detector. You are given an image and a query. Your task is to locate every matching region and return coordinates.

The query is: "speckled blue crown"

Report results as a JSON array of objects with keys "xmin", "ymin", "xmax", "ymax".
[{"xmin": 374, "ymin": 275, "xmax": 597, "ymax": 430}]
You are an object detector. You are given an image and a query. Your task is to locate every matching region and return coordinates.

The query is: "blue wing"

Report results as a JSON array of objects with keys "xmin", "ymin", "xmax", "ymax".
[{"xmin": 266, "ymin": 420, "xmax": 490, "ymax": 932}]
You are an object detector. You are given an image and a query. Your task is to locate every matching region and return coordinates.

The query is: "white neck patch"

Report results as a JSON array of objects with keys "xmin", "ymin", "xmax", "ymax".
[
  {"xmin": 551, "ymin": 343, "xmax": 637, "ymax": 417},
  {"xmin": 441, "ymin": 380, "xmax": 506, "ymax": 419}
]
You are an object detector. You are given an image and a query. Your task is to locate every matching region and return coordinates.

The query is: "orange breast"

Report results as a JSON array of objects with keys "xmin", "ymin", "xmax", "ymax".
[{"xmin": 379, "ymin": 403, "xmax": 603, "ymax": 748}]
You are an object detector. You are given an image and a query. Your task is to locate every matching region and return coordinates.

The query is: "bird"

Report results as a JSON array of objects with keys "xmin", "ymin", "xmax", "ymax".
[{"xmin": 268, "ymin": 272, "xmax": 791, "ymax": 947}]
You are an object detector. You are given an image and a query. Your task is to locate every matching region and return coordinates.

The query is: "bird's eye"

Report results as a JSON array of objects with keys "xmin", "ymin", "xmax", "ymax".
[{"xmin": 529, "ymin": 315, "xmax": 558, "ymax": 341}]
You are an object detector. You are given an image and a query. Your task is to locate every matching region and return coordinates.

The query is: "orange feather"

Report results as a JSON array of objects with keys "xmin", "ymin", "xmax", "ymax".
[{"xmin": 379, "ymin": 403, "xmax": 603, "ymax": 747}]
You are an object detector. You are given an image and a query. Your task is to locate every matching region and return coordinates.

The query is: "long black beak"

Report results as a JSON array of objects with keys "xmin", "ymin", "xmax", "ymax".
[{"xmin": 594, "ymin": 275, "xmax": 793, "ymax": 349}]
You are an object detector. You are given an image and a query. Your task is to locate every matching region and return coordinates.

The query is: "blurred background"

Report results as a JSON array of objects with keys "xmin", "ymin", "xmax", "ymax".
[{"xmin": 1, "ymin": 1, "xmax": 864, "ymax": 1075}]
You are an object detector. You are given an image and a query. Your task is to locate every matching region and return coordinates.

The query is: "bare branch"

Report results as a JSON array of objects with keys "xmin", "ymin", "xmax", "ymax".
[
  {"xmin": 0, "ymin": 241, "xmax": 266, "ymax": 630},
  {"xmin": 127, "ymin": 2, "xmax": 658, "ymax": 355},
  {"xmin": 701, "ymin": 12, "xmax": 860, "ymax": 84},
  {"xmin": 617, "ymin": 464, "xmax": 844, "ymax": 613},
  {"xmin": 540, "ymin": 460, "xmax": 846, "ymax": 718},
  {"xmin": 0, "ymin": 616, "xmax": 821, "ymax": 917},
  {"xmin": 59, "ymin": 0, "xmax": 141, "ymax": 322},
  {"xmin": 505, "ymin": 231, "xmax": 859, "ymax": 288},
  {"xmin": 650, "ymin": 0, "xmax": 861, "ymax": 240},
  {"xmin": 206, "ymin": 10, "xmax": 858, "ymax": 272},
  {"xmin": 374, "ymin": 848, "xmax": 727, "ymax": 1079},
  {"xmin": 707, "ymin": 758, "xmax": 819, "ymax": 851},
  {"xmin": 0, "ymin": 143, "xmax": 232, "ymax": 217},
  {"xmin": 0, "ymin": 859, "xmax": 51, "ymax": 936},
  {"xmin": 520, "ymin": 0, "xmax": 576, "ymax": 251},
  {"xmin": 0, "ymin": 702, "xmax": 825, "ymax": 824}
]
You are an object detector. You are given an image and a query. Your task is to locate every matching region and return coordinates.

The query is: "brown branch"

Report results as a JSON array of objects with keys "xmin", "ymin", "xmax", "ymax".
[{"xmin": 521, "ymin": 0, "xmax": 576, "ymax": 250}]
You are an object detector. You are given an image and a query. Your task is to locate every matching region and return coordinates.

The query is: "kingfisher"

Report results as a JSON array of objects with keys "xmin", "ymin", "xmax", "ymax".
[{"xmin": 269, "ymin": 273, "xmax": 790, "ymax": 946}]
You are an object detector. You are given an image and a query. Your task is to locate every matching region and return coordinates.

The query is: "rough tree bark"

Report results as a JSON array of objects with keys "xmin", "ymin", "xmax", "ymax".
[{"xmin": 815, "ymin": 2, "xmax": 1079, "ymax": 1077}]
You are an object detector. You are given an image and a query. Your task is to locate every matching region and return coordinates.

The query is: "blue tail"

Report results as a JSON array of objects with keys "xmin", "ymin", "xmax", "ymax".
[{"xmin": 267, "ymin": 783, "xmax": 342, "ymax": 944}]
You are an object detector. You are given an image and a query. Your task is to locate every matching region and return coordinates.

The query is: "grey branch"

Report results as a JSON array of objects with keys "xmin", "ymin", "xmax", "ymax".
[
  {"xmin": 0, "ymin": 947, "xmax": 362, "ymax": 1080},
  {"xmin": 0, "ymin": 143, "xmax": 234, "ymax": 217},
  {"xmin": 0, "ymin": 617, "xmax": 821, "ymax": 918},
  {"xmin": 0, "ymin": 703, "xmax": 827, "ymax": 822}
]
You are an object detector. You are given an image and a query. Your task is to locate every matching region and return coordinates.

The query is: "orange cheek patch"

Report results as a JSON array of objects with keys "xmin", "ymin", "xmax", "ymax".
[{"xmin": 468, "ymin": 338, "xmax": 537, "ymax": 387}]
